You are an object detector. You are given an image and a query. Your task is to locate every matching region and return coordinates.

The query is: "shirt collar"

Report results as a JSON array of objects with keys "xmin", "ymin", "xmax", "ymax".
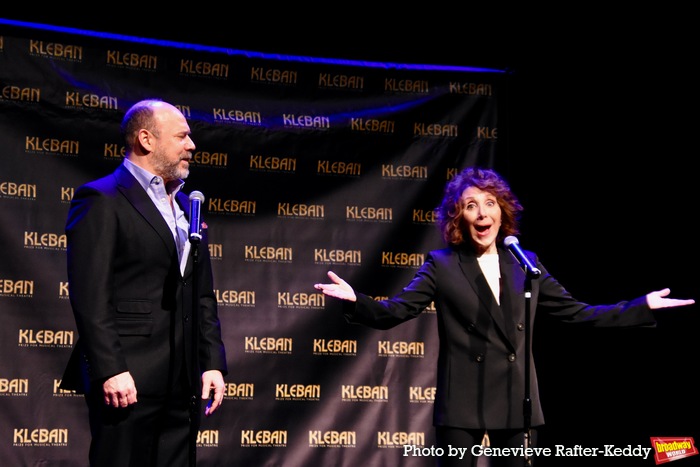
[{"xmin": 122, "ymin": 157, "xmax": 185, "ymax": 194}]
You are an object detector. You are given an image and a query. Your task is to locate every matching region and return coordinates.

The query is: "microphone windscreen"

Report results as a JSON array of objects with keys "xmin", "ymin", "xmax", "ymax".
[
  {"xmin": 503, "ymin": 236, "xmax": 518, "ymax": 247},
  {"xmin": 189, "ymin": 191, "xmax": 205, "ymax": 202}
]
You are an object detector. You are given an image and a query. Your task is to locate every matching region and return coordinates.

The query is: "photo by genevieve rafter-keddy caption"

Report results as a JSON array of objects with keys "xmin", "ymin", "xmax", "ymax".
[{"xmin": 402, "ymin": 436, "xmax": 698, "ymax": 464}]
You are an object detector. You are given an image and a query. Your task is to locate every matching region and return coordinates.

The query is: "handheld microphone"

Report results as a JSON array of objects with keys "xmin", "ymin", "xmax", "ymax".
[
  {"xmin": 188, "ymin": 191, "xmax": 205, "ymax": 243},
  {"xmin": 504, "ymin": 236, "xmax": 541, "ymax": 278}
]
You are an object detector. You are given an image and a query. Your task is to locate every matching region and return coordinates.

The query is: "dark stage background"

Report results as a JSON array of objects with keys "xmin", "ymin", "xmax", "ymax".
[{"xmin": 1, "ymin": 10, "xmax": 697, "ymax": 467}]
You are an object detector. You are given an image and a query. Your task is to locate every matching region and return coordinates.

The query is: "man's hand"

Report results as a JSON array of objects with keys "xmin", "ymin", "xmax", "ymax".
[
  {"xmin": 103, "ymin": 371, "xmax": 137, "ymax": 407},
  {"xmin": 202, "ymin": 370, "xmax": 225, "ymax": 416}
]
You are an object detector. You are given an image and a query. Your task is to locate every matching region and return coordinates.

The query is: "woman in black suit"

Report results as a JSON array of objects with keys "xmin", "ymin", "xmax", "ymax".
[{"xmin": 314, "ymin": 166, "xmax": 694, "ymax": 466}]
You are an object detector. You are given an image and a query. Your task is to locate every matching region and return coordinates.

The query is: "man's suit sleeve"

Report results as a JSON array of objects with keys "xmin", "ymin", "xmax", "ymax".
[
  {"xmin": 65, "ymin": 184, "xmax": 129, "ymax": 384},
  {"xmin": 195, "ymin": 225, "xmax": 228, "ymax": 375}
]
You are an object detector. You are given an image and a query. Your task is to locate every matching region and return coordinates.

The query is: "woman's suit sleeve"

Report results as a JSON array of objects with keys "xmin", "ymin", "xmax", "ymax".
[{"xmin": 343, "ymin": 253, "xmax": 438, "ymax": 329}]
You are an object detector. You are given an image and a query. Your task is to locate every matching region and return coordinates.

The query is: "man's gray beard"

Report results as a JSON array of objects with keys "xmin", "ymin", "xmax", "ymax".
[{"xmin": 152, "ymin": 150, "xmax": 189, "ymax": 181}]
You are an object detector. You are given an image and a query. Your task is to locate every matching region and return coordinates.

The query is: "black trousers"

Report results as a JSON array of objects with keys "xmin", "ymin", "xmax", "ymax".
[
  {"xmin": 85, "ymin": 383, "xmax": 195, "ymax": 467},
  {"xmin": 436, "ymin": 426, "xmax": 539, "ymax": 467}
]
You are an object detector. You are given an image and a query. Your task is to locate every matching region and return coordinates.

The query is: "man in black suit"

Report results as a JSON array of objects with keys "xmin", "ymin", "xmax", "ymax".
[{"xmin": 61, "ymin": 99, "xmax": 228, "ymax": 467}]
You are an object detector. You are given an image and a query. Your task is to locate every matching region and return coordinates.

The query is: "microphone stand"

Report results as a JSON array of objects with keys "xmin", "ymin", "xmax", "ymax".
[
  {"xmin": 522, "ymin": 269, "xmax": 537, "ymax": 467},
  {"xmin": 188, "ymin": 234, "xmax": 201, "ymax": 467}
]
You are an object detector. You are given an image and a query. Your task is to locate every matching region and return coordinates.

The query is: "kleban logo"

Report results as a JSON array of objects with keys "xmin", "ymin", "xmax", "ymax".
[{"xmin": 650, "ymin": 437, "xmax": 698, "ymax": 464}]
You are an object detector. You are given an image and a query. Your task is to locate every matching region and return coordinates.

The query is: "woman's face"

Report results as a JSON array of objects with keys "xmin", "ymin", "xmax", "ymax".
[{"xmin": 461, "ymin": 186, "xmax": 502, "ymax": 255}]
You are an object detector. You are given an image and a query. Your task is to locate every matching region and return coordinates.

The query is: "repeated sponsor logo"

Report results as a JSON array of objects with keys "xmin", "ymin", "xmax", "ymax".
[
  {"xmin": 346, "ymin": 205, "xmax": 392, "ymax": 223},
  {"xmin": 277, "ymin": 291, "xmax": 325, "ymax": 310},
  {"xmin": 449, "ymin": 81, "xmax": 494, "ymax": 96},
  {"xmin": 208, "ymin": 198, "xmax": 256, "ymax": 216},
  {"xmin": 172, "ymin": 105, "xmax": 192, "ymax": 122},
  {"xmin": 244, "ymin": 245, "xmax": 292, "ymax": 264},
  {"xmin": 313, "ymin": 248, "xmax": 361, "ymax": 267},
  {"xmin": 104, "ymin": 142, "xmax": 126, "ymax": 160},
  {"xmin": 52, "ymin": 379, "xmax": 78, "ymax": 397},
  {"xmin": 381, "ymin": 251, "xmax": 424, "ymax": 268},
  {"xmin": 250, "ymin": 155, "xmax": 296, "ymax": 173},
  {"xmin": 275, "ymin": 383, "xmax": 320, "ymax": 401},
  {"xmin": 193, "ymin": 150, "xmax": 228, "ymax": 169},
  {"xmin": 277, "ymin": 202, "xmax": 324, "ymax": 220},
  {"xmin": 25, "ymin": 136, "xmax": 79, "ymax": 157},
  {"xmin": 312, "ymin": 339, "xmax": 357, "ymax": 357},
  {"xmin": 23, "ymin": 230, "xmax": 66, "ymax": 251},
  {"xmin": 0, "ymin": 378, "xmax": 29, "ymax": 397},
  {"xmin": 341, "ymin": 385, "xmax": 388, "ymax": 403},
  {"xmin": 0, "ymin": 181, "xmax": 36, "ymax": 200},
  {"xmin": 377, "ymin": 431, "xmax": 425, "ymax": 448},
  {"xmin": 0, "ymin": 279, "xmax": 33, "ymax": 298},
  {"xmin": 208, "ymin": 243, "xmax": 223, "ymax": 260},
  {"xmin": 308, "ymin": 430, "xmax": 356, "ymax": 448},
  {"xmin": 212, "ymin": 108, "xmax": 262, "ymax": 126},
  {"xmin": 29, "ymin": 40, "xmax": 82, "ymax": 62},
  {"xmin": 180, "ymin": 58, "xmax": 229, "ymax": 79},
  {"xmin": 13, "ymin": 428, "xmax": 68, "ymax": 447},
  {"xmin": 413, "ymin": 122, "xmax": 458, "ymax": 138},
  {"xmin": 1, "ymin": 84, "xmax": 40, "ymax": 102},
  {"xmin": 350, "ymin": 117, "xmax": 394, "ymax": 134},
  {"xmin": 224, "ymin": 382, "xmax": 255, "ymax": 400},
  {"xmin": 446, "ymin": 167, "xmax": 462, "ymax": 180},
  {"xmin": 106, "ymin": 49, "xmax": 158, "ymax": 71},
  {"xmin": 477, "ymin": 126, "xmax": 497, "ymax": 140},
  {"xmin": 381, "ymin": 164, "xmax": 428, "ymax": 180},
  {"xmin": 18, "ymin": 329, "xmax": 73, "ymax": 348},
  {"xmin": 60, "ymin": 186, "xmax": 74, "ymax": 203},
  {"xmin": 377, "ymin": 340, "xmax": 425, "ymax": 358},
  {"xmin": 64, "ymin": 91, "xmax": 118, "ymax": 110},
  {"xmin": 384, "ymin": 78, "xmax": 429, "ymax": 93},
  {"xmin": 58, "ymin": 281, "xmax": 69, "ymax": 300},
  {"xmin": 282, "ymin": 114, "xmax": 330, "ymax": 130},
  {"xmin": 408, "ymin": 386, "xmax": 436, "ymax": 404},
  {"xmin": 250, "ymin": 66, "xmax": 298, "ymax": 86},
  {"xmin": 318, "ymin": 72, "xmax": 365, "ymax": 91},
  {"xmin": 197, "ymin": 430, "xmax": 219, "ymax": 448},
  {"xmin": 240, "ymin": 429, "xmax": 287, "ymax": 447},
  {"xmin": 244, "ymin": 336, "xmax": 292, "ymax": 355},
  {"xmin": 412, "ymin": 208, "xmax": 436, "ymax": 225},
  {"xmin": 316, "ymin": 159, "xmax": 361, "ymax": 177},
  {"xmin": 216, "ymin": 289, "xmax": 255, "ymax": 308}
]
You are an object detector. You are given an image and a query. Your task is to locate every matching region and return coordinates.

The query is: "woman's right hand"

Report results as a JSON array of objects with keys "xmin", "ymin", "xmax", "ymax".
[{"xmin": 314, "ymin": 271, "xmax": 357, "ymax": 302}]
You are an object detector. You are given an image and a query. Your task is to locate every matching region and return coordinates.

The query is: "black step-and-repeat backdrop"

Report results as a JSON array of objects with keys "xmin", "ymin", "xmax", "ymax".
[{"xmin": 0, "ymin": 23, "xmax": 507, "ymax": 466}]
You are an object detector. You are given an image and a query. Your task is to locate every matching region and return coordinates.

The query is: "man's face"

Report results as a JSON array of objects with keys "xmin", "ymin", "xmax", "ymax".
[{"xmin": 149, "ymin": 105, "xmax": 195, "ymax": 182}]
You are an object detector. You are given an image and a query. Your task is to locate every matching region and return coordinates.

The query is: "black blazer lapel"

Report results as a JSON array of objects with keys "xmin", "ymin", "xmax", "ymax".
[
  {"xmin": 113, "ymin": 165, "xmax": 177, "ymax": 257},
  {"xmin": 457, "ymin": 249, "xmax": 513, "ymax": 347}
]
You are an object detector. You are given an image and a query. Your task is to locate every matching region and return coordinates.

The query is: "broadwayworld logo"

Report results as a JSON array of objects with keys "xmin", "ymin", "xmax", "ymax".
[{"xmin": 650, "ymin": 437, "xmax": 698, "ymax": 464}]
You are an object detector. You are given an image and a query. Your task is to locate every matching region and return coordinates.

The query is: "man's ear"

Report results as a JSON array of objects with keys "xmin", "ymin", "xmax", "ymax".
[{"xmin": 137, "ymin": 128, "xmax": 154, "ymax": 152}]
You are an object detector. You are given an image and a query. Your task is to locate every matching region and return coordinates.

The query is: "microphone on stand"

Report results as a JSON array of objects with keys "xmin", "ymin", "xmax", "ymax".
[
  {"xmin": 504, "ymin": 236, "xmax": 541, "ymax": 278},
  {"xmin": 188, "ymin": 191, "xmax": 205, "ymax": 243}
]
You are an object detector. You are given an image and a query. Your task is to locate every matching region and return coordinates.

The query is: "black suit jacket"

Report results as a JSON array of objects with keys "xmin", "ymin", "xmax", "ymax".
[
  {"xmin": 61, "ymin": 163, "xmax": 227, "ymax": 397},
  {"xmin": 345, "ymin": 244, "xmax": 655, "ymax": 430}
]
